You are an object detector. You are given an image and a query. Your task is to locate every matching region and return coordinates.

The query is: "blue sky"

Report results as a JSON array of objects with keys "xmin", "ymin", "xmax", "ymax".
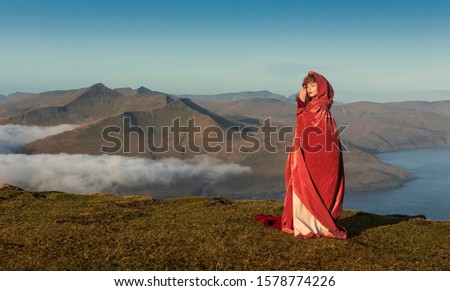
[{"xmin": 1, "ymin": 0, "xmax": 450, "ymax": 102}]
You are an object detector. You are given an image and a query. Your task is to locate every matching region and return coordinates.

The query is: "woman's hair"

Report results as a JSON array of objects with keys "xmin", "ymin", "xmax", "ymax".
[
  {"xmin": 302, "ymin": 73, "xmax": 316, "ymax": 88},
  {"xmin": 296, "ymin": 73, "xmax": 316, "ymax": 104}
]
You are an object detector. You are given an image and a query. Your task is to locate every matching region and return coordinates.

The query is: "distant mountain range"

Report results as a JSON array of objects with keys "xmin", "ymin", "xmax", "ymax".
[
  {"xmin": 0, "ymin": 92, "xmax": 33, "ymax": 105},
  {"xmin": 1, "ymin": 83, "xmax": 449, "ymax": 197},
  {"xmin": 174, "ymin": 90, "xmax": 287, "ymax": 103},
  {"xmin": 338, "ymin": 90, "xmax": 450, "ymax": 103}
]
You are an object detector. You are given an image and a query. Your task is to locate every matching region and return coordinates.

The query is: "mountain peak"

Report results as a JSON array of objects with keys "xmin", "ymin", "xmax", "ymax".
[
  {"xmin": 136, "ymin": 86, "xmax": 155, "ymax": 95},
  {"xmin": 80, "ymin": 83, "xmax": 121, "ymax": 99},
  {"xmin": 88, "ymin": 82, "xmax": 108, "ymax": 92},
  {"xmin": 58, "ymin": 83, "xmax": 121, "ymax": 107}
]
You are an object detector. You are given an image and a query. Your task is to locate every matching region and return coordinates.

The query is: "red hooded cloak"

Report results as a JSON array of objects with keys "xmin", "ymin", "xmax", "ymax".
[{"xmin": 254, "ymin": 71, "xmax": 347, "ymax": 239}]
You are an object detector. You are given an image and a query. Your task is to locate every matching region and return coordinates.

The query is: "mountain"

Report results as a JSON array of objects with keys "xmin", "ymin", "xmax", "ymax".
[
  {"xmin": 136, "ymin": 86, "xmax": 158, "ymax": 96},
  {"xmin": 387, "ymin": 100, "xmax": 450, "ymax": 118},
  {"xmin": 24, "ymin": 98, "xmax": 247, "ymax": 157},
  {"xmin": 175, "ymin": 90, "xmax": 287, "ymax": 103},
  {"xmin": 197, "ymin": 97, "xmax": 297, "ymax": 126},
  {"xmin": 340, "ymin": 90, "xmax": 450, "ymax": 103},
  {"xmin": 0, "ymin": 92, "xmax": 33, "ymax": 105},
  {"xmin": 6, "ymin": 91, "xmax": 34, "ymax": 100},
  {"xmin": 287, "ymin": 93, "xmax": 344, "ymax": 106},
  {"xmin": 0, "ymin": 88, "xmax": 82, "ymax": 116},
  {"xmin": 114, "ymin": 87, "xmax": 136, "ymax": 96},
  {"xmin": 22, "ymin": 96, "xmax": 418, "ymax": 195},
  {"xmin": 0, "ymin": 84, "xmax": 175, "ymax": 126},
  {"xmin": 23, "ymin": 98, "xmax": 257, "ymax": 196},
  {"xmin": 1, "ymin": 83, "xmax": 122, "ymax": 125},
  {"xmin": 0, "ymin": 89, "xmax": 78, "ymax": 116},
  {"xmin": 198, "ymin": 97, "xmax": 450, "ymax": 193},
  {"xmin": 114, "ymin": 86, "xmax": 164, "ymax": 97},
  {"xmin": 17, "ymin": 94, "xmax": 296, "ymax": 196},
  {"xmin": 4, "ymin": 83, "xmax": 449, "ymax": 196},
  {"xmin": 200, "ymin": 98, "xmax": 450, "ymax": 153},
  {"xmin": 332, "ymin": 101, "xmax": 450, "ymax": 153}
]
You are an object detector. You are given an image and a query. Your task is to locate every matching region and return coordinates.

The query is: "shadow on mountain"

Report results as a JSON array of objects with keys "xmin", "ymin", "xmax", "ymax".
[{"xmin": 339, "ymin": 211, "xmax": 427, "ymax": 238}]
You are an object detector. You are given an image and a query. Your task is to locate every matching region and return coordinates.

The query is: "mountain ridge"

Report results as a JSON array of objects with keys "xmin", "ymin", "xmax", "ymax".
[
  {"xmin": 174, "ymin": 90, "xmax": 287, "ymax": 103},
  {"xmin": 0, "ymin": 92, "xmax": 33, "ymax": 104},
  {"xmin": 0, "ymin": 83, "xmax": 175, "ymax": 126}
]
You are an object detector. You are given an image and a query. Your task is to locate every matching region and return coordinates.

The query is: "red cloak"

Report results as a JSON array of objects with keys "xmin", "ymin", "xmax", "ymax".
[{"xmin": 254, "ymin": 71, "xmax": 347, "ymax": 239}]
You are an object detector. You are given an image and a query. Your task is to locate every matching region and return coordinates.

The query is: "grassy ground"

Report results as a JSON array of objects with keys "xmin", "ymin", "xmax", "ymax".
[{"xmin": 1, "ymin": 187, "xmax": 449, "ymax": 270}]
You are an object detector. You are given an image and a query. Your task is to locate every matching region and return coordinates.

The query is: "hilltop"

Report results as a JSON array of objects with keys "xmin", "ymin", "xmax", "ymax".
[{"xmin": 1, "ymin": 185, "xmax": 449, "ymax": 271}]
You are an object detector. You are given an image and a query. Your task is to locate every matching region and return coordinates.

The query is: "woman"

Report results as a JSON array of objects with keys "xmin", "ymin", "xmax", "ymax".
[{"xmin": 254, "ymin": 71, "xmax": 347, "ymax": 239}]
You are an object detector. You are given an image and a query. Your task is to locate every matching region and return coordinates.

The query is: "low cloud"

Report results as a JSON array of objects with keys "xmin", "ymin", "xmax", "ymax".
[
  {"xmin": 0, "ymin": 124, "xmax": 251, "ymax": 194},
  {"xmin": 0, "ymin": 153, "xmax": 251, "ymax": 194},
  {"xmin": 0, "ymin": 124, "xmax": 77, "ymax": 153}
]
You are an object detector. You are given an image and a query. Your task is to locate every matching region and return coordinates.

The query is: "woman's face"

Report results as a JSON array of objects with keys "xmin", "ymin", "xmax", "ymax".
[{"xmin": 306, "ymin": 82, "xmax": 318, "ymax": 98}]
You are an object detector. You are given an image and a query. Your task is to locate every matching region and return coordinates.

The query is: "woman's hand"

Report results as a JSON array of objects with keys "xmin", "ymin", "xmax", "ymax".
[{"xmin": 298, "ymin": 86, "xmax": 307, "ymax": 103}]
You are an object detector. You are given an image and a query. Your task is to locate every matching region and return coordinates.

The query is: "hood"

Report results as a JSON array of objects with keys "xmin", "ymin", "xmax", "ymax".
[{"xmin": 309, "ymin": 71, "xmax": 334, "ymax": 108}]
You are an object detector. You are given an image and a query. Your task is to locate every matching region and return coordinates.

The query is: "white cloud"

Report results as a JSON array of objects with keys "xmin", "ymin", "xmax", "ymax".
[
  {"xmin": 0, "ymin": 124, "xmax": 77, "ymax": 153},
  {"xmin": 0, "ymin": 153, "xmax": 251, "ymax": 194},
  {"xmin": 0, "ymin": 124, "xmax": 251, "ymax": 194}
]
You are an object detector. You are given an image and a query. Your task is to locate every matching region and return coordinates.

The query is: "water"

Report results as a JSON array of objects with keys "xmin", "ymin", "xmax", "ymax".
[{"xmin": 344, "ymin": 148, "xmax": 450, "ymax": 221}]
